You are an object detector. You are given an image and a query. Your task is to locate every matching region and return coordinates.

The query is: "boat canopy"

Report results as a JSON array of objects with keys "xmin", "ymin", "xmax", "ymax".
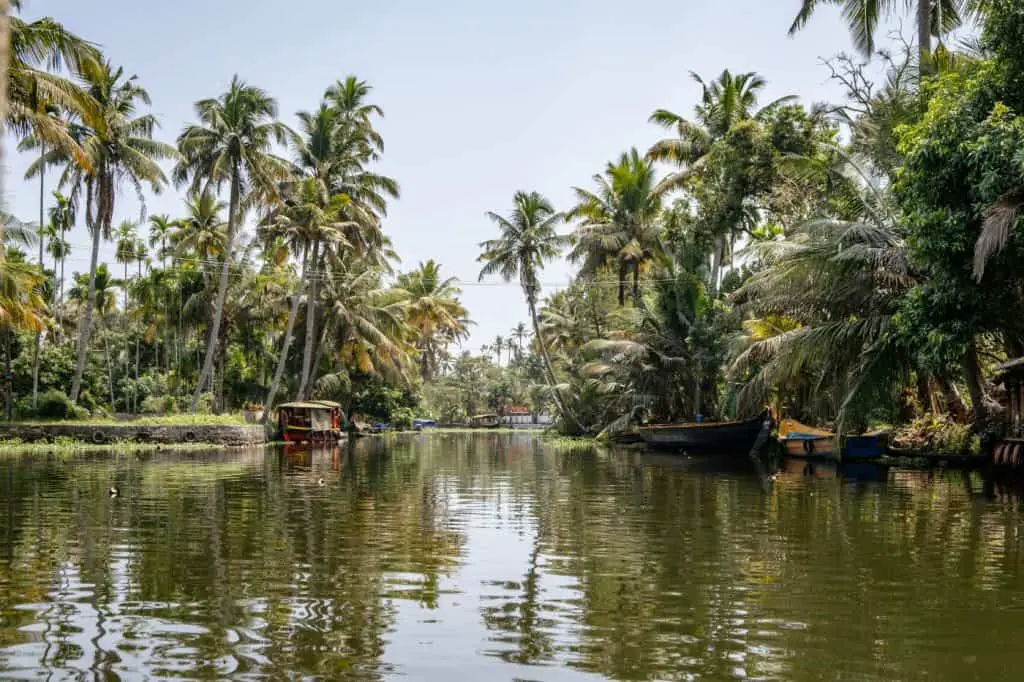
[{"xmin": 279, "ymin": 402, "xmax": 334, "ymax": 410}]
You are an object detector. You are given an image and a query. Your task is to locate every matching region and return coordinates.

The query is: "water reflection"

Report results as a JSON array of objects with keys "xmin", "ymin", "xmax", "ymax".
[{"xmin": 1, "ymin": 436, "xmax": 1024, "ymax": 679}]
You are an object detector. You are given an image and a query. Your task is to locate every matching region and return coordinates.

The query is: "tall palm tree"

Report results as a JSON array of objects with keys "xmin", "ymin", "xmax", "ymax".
[
  {"xmin": 34, "ymin": 61, "xmax": 176, "ymax": 404},
  {"xmin": 315, "ymin": 253, "xmax": 415, "ymax": 397},
  {"xmin": 175, "ymin": 76, "xmax": 291, "ymax": 411},
  {"xmin": 288, "ymin": 82, "xmax": 397, "ymax": 399},
  {"xmin": 478, "ymin": 191, "xmax": 583, "ymax": 433},
  {"xmin": 6, "ymin": 0, "xmax": 98, "ymax": 167},
  {"xmin": 787, "ymin": 0, "xmax": 971, "ymax": 74},
  {"xmin": 647, "ymin": 70, "xmax": 796, "ymax": 291},
  {"xmin": 569, "ymin": 149, "xmax": 663, "ymax": 306},
  {"xmin": 394, "ymin": 260, "xmax": 470, "ymax": 380},
  {"xmin": 647, "ymin": 69, "xmax": 793, "ymax": 191},
  {"xmin": 114, "ymin": 220, "xmax": 139, "ymax": 312},
  {"xmin": 511, "ymin": 322, "xmax": 530, "ymax": 360},
  {"xmin": 493, "ymin": 335, "xmax": 505, "ymax": 366},
  {"xmin": 172, "ymin": 190, "xmax": 228, "ymax": 274},
  {"xmin": 68, "ymin": 263, "xmax": 120, "ymax": 406},
  {"xmin": 148, "ymin": 213, "xmax": 174, "ymax": 269},
  {"xmin": 261, "ymin": 176, "xmax": 355, "ymax": 412},
  {"xmin": 324, "ymin": 76, "xmax": 385, "ymax": 155},
  {"xmin": 46, "ymin": 191, "xmax": 72, "ymax": 316}
]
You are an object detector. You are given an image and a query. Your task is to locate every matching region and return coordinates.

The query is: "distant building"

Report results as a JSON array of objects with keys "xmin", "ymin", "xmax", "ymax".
[{"xmin": 502, "ymin": 405, "xmax": 552, "ymax": 427}]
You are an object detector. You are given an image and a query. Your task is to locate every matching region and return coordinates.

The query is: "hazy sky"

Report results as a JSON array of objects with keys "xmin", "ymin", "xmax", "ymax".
[{"xmin": 4, "ymin": 0, "xmax": 896, "ymax": 350}]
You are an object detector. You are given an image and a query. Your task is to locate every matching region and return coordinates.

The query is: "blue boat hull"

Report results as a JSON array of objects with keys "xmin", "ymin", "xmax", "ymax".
[{"xmin": 843, "ymin": 434, "xmax": 885, "ymax": 459}]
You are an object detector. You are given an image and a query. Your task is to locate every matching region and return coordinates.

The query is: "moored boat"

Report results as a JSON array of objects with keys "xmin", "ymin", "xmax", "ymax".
[
  {"xmin": 637, "ymin": 412, "xmax": 769, "ymax": 454},
  {"xmin": 778, "ymin": 419, "xmax": 839, "ymax": 459},
  {"xmin": 278, "ymin": 400, "xmax": 344, "ymax": 444},
  {"xmin": 470, "ymin": 413, "xmax": 502, "ymax": 429},
  {"xmin": 777, "ymin": 418, "xmax": 885, "ymax": 460}
]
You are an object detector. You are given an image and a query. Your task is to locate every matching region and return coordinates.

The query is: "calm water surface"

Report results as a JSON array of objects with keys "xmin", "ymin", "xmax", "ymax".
[{"xmin": 1, "ymin": 434, "xmax": 1024, "ymax": 680}]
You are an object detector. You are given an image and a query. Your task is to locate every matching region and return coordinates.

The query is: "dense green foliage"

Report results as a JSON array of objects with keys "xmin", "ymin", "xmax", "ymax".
[{"xmin": 3, "ymin": 3, "xmax": 1024, "ymax": 440}]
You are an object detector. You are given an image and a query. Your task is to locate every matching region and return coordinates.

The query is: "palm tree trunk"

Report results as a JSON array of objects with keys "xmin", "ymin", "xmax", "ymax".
[
  {"xmin": 632, "ymin": 264, "xmax": 640, "ymax": 305},
  {"xmin": 133, "ymin": 264, "xmax": 140, "ymax": 412},
  {"xmin": 191, "ymin": 166, "xmax": 240, "ymax": 412},
  {"xmin": 70, "ymin": 225, "xmax": 102, "ymax": 404},
  {"xmin": 309, "ymin": 324, "xmax": 328, "ymax": 391},
  {"xmin": 57, "ymin": 255, "xmax": 64, "ymax": 339},
  {"xmin": 528, "ymin": 297, "xmax": 583, "ymax": 434},
  {"xmin": 263, "ymin": 243, "xmax": 308, "ymax": 422},
  {"xmin": 31, "ymin": 146, "xmax": 44, "ymax": 409},
  {"xmin": 297, "ymin": 239, "xmax": 321, "ymax": 400},
  {"xmin": 918, "ymin": 0, "xmax": 932, "ymax": 76},
  {"xmin": 104, "ymin": 332, "xmax": 115, "ymax": 409},
  {"xmin": 710, "ymin": 233, "xmax": 725, "ymax": 295},
  {"xmin": 5, "ymin": 332, "xmax": 11, "ymax": 421},
  {"xmin": 617, "ymin": 261, "xmax": 627, "ymax": 306},
  {"xmin": 963, "ymin": 338, "xmax": 988, "ymax": 425}
]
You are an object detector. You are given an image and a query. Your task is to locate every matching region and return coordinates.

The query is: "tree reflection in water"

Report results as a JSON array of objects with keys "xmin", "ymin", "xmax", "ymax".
[{"xmin": 1, "ymin": 436, "xmax": 1024, "ymax": 680}]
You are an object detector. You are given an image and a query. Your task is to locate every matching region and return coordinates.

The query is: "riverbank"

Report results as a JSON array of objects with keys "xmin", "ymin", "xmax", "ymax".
[{"xmin": 0, "ymin": 420, "xmax": 268, "ymax": 447}]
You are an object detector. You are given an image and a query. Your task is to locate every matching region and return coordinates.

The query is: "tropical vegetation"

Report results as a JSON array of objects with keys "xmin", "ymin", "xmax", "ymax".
[{"xmin": 1, "ymin": 1, "xmax": 1023, "ymax": 447}]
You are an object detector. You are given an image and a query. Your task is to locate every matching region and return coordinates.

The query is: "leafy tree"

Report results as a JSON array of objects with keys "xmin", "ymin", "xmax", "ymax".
[
  {"xmin": 175, "ymin": 76, "xmax": 291, "ymax": 412},
  {"xmin": 569, "ymin": 149, "xmax": 663, "ymax": 305},
  {"xmin": 395, "ymin": 260, "xmax": 470, "ymax": 380},
  {"xmin": 31, "ymin": 61, "xmax": 175, "ymax": 405},
  {"xmin": 479, "ymin": 191, "xmax": 582, "ymax": 433}
]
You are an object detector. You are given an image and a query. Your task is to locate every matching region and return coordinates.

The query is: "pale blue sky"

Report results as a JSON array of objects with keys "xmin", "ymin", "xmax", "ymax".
[{"xmin": 4, "ymin": 0, "xmax": 894, "ymax": 350}]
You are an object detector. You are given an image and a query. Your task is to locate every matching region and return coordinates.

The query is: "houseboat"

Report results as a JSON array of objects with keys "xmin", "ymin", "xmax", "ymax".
[{"xmin": 277, "ymin": 400, "xmax": 344, "ymax": 443}]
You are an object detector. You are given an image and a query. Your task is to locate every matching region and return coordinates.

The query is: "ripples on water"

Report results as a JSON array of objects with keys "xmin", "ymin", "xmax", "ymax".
[{"xmin": 2, "ymin": 435, "xmax": 1024, "ymax": 680}]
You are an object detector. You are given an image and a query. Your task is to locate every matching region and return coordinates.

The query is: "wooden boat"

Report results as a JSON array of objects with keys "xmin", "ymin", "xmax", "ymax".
[
  {"xmin": 278, "ymin": 400, "xmax": 344, "ymax": 443},
  {"xmin": 778, "ymin": 419, "xmax": 839, "ymax": 459},
  {"xmin": 637, "ymin": 412, "xmax": 769, "ymax": 454},
  {"xmin": 777, "ymin": 418, "xmax": 885, "ymax": 460},
  {"xmin": 469, "ymin": 413, "xmax": 502, "ymax": 429}
]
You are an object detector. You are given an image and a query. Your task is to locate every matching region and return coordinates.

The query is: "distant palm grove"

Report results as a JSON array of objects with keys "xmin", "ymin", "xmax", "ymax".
[{"xmin": 2, "ymin": 1, "xmax": 1024, "ymax": 445}]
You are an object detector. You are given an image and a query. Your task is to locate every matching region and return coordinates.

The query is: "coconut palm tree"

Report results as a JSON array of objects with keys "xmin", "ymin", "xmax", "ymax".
[
  {"xmin": 394, "ymin": 260, "xmax": 470, "ymax": 380},
  {"xmin": 172, "ymin": 190, "xmax": 228, "ymax": 275},
  {"xmin": 492, "ymin": 335, "xmax": 505, "ymax": 366},
  {"xmin": 68, "ymin": 263, "xmax": 120, "ymax": 406},
  {"xmin": 569, "ymin": 149, "xmax": 663, "ymax": 306},
  {"xmin": 175, "ymin": 76, "xmax": 291, "ymax": 411},
  {"xmin": 148, "ymin": 213, "xmax": 174, "ymax": 269},
  {"xmin": 6, "ymin": 0, "xmax": 98, "ymax": 167},
  {"xmin": 787, "ymin": 0, "xmax": 972, "ymax": 74},
  {"xmin": 260, "ymin": 176, "xmax": 358, "ymax": 412},
  {"xmin": 46, "ymin": 191, "xmax": 72, "ymax": 315},
  {"xmin": 647, "ymin": 70, "xmax": 796, "ymax": 291},
  {"xmin": 314, "ymin": 253, "xmax": 415, "ymax": 397},
  {"xmin": 45, "ymin": 230, "xmax": 69, "ymax": 316},
  {"xmin": 511, "ymin": 322, "xmax": 530, "ymax": 360},
  {"xmin": 478, "ymin": 191, "xmax": 583, "ymax": 433},
  {"xmin": 729, "ymin": 151, "xmax": 919, "ymax": 430},
  {"xmin": 114, "ymin": 220, "xmax": 139, "ymax": 312},
  {"xmin": 324, "ymin": 76, "xmax": 385, "ymax": 156},
  {"xmin": 33, "ymin": 61, "xmax": 177, "ymax": 405},
  {"xmin": 0, "ymin": 215, "xmax": 45, "ymax": 335},
  {"xmin": 288, "ymin": 84, "xmax": 397, "ymax": 399},
  {"xmin": 647, "ymin": 69, "xmax": 794, "ymax": 189}
]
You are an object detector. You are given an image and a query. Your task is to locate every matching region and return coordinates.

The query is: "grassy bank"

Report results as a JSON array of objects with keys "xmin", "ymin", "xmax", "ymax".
[
  {"xmin": 0, "ymin": 437, "xmax": 225, "ymax": 455},
  {"xmin": 9, "ymin": 413, "xmax": 250, "ymax": 427}
]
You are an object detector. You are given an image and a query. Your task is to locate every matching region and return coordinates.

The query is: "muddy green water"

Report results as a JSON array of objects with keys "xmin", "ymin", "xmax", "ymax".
[{"xmin": 0, "ymin": 434, "xmax": 1022, "ymax": 680}]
